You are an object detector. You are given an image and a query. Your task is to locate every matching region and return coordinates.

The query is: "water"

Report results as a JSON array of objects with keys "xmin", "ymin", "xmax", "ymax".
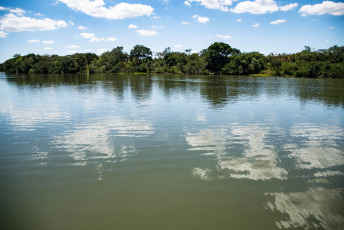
[{"xmin": 0, "ymin": 73, "xmax": 343, "ymax": 230}]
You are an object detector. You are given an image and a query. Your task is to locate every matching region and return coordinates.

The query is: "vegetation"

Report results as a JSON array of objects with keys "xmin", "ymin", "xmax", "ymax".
[{"xmin": 1, "ymin": 43, "xmax": 343, "ymax": 78}]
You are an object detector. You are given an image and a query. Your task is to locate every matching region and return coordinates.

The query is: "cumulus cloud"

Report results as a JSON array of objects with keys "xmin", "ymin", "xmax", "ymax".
[
  {"xmin": 90, "ymin": 37, "xmax": 105, "ymax": 42},
  {"xmin": 0, "ymin": 13, "xmax": 67, "ymax": 32},
  {"xmin": 187, "ymin": 0, "xmax": 234, "ymax": 12},
  {"xmin": 34, "ymin": 12, "xmax": 44, "ymax": 16},
  {"xmin": 80, "ymin": 32, "xmax": 95, "ymax": 39},
  {"xmin": 181, "ymin": 21, "xmax": 190, "ymax": 24},
  {"xmin": 107, "ymin": 37, "xmax": 117, "ymax": 42},
  {"xmin": 299, "ymin": 1, "xmax": 344, "ymax": 16},
  {"xmin": 193, "ymin": 15, "xmax": 210, "ymax": 23},
  {"xmin": 270, "ymin": 19, "xmax": 286, "ymax": 24},
  {"xmin": 97, "ymin": 48, "xmax": 107, "ymax": 54},
  {"xmin": 237, "ymin": 18, "xmax": 242, "ymax": 22},
  {"xmin": 57, "ymin": 0, "xmax": 154, "ymax": 19},
  {"xmin": 184, "ymin": 1, "xmax": 191, "ymax": 7},
  {"xmin": 28, "ymin": 39, "xmax": 40, "ymax": 43},
  {"xmin": 78, "ymin": 25, "xmax": 87, "ymax": 29},
  {"xmin": 252, "ymin": 23, "xmax": 260, "ymax": 27},
  {"xmin": 231, "ymin": 0, "xmax": 279, "ymax": 14},
  {"xmin": 0, "ymin": 6, "xmax": 26, "ymax": 15},
  {"xmin": 42, "ymin": 40, "xmax": 55, "ymax": 44},
  {"xmin": 280, "ymin": 3, "xmax": 298, "ymax": 12},
  {"xmin": 66, "ymin": 45, "xmax": 80, "ymax": 49},
  {"xmin": 136, "ymin": 29, "xmax": 157, "ymax": 36},
  {"xmin": 80, "ymin": 32, "xmax": 115, "ymax": 42},
  {"xmin": 216, "ymin": 34, "xmax": 231, "ymax": 39},
  {"xmin": 128, "ymin": 24, "xmax": 138, "ymax": 29},
  {"xmin": 0, "ymin": 31, "xmax": 8, "ymax": 38}
]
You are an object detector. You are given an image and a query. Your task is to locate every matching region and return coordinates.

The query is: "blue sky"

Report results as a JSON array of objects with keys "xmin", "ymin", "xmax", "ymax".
[{"xmin": 0, "ymin": 0, "xmax": 343, "ymax": 63}]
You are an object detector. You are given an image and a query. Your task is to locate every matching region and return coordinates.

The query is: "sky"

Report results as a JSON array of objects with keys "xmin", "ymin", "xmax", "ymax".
[{"xmin": 0, "ymin": 0, "xmax": 343, "ymax": 62}]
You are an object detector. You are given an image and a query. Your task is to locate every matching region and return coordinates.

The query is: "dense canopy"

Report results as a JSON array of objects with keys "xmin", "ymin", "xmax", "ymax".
[{"xmin": 1, "ymin": 42, "xmax": 343, "ymax": 78}]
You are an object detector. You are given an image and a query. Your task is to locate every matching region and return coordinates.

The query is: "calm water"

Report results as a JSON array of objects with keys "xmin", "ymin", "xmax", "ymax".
[{"xmin": 1, "ymin": 73, "xmax": 344, "ymax": 230}]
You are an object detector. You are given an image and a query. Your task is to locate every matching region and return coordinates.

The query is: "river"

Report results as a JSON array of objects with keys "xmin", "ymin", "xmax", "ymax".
[{"xmin": 0, "ymin": 73, "xmax": 343, "ymax": 229}]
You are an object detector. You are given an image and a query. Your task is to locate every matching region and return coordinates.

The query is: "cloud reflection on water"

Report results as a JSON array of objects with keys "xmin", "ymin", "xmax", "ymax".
[
  {"xmin": 285, "ymin": 124, "xmax": 344, "ymax": 170},
  {"xmin": 53, "ymin": 116, "xmax": 154, "ymax": 166},
  {"xmin": 266, "ymin": 187, "xmax": 344, "ymax": 229},
  {"xmin": 186, "ymin": 124, "xmax": 287, "ymax": 181}
]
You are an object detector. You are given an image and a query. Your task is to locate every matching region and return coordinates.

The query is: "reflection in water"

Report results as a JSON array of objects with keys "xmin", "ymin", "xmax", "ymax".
[
  {"xmin": 266, "ymin": 187, "xmax": 344, "ymax": 229},
  {"xmin": 1, "ymin": 73, "xmax": 344, "ymax": 229},
  {"xmin": 285, "ymin": 124, "xmax": 344, "ymax": 170},
  {"xmin": 192, "ymin": 167, "xmax": 211, "ymax": 180},
  {"xmin": 186, "ymin": 125, "xmax": 287, "ymax": 181},
  {"xmin": 221, "ymin": 125, "xmax": 287, "ymax": 181},
  {"xmin": 53, "ymin": 116, "xmax": 154, "ymax": 166},
  {"xmin": 2, "ymin": 107, "xmax": 69, "ymax": 131}
]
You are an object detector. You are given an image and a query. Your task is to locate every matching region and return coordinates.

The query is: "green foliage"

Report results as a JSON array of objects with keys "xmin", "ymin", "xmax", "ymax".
[
  {"xmin": 1, "ymin": 44, "xmax": 343, "ymax": 78},
  {"xmin": 201, "ymin": 42, "xmax": 240, "ymax": 74},
  {"xmin": 129, "ymin": 45, "xmax": 152, "ymax": 73}
]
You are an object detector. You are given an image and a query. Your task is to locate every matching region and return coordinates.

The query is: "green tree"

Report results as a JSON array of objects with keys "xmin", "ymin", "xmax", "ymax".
[
  {"xmin": 201, "ymin": 42, "xmax": 240, "ymax": 74},
  {"xmin": 129, "ymin": 45, "xmax": 152, "ymax": 73}
]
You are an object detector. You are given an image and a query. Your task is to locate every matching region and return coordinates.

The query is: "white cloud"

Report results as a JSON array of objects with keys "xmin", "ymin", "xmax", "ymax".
[
  {"xmin": 97, "ymin": 48, "xmax": 108, "ymax": 54},
  {"xmin": 216, "ymin": 34, "xmax": 231, "ymax": 39},
  {"xmin": 184, "ymin": 1, "xmax": 191, "ymax": 7},
  {"xmin": 231, "ymin": 0, "xmax": 279, "ymax": 14},
  {"xmin": 279, "ymin": 3, "xmax": 298, "ymax": 12},
  {"xmin": 252, "ymin": 23, "xmax": 260, "ymax": 27},
  {"xmin": 270, "ymin": 19, "xmax": 286, "ymax": 25},
  {"xmin": 57, "ymin": 0, "xmax": 154, "ymax": 19},
  {"xmin": 67, "ymin": 50, "xmax": 79, "ymax": 53},
  {"xmin": 193, "ymin": 15, "xmax": 210, "ymax": 23},
  {"xmin": 80, "ymin": 32, "xmax": 115, "ymax": 42},
  {"xmin": 188, "ymin": 0, "xmax": 234, "ymax": 12},
  {"xmin": 34, "ymin": 12, "xmax": 44, "ymax": 16},
  {"xmin": 151, "ymin": 25, "xmax": 163, "ymax": 29},
  {"xmin": 80, "ymin": 32, "xmax": 95, "ymax": 38},
  {"xmin": 9, "ymin": 8, "xmax": 26, "ymax": 15},
  {"xmin": 66, "ymin": 45, "xmax": 80, "ymax": 49},
  {"xmin": 237, "ymin": 18, "xmax": 242, "ymax": 22},
  {"xmin": 43, "ymin": 47, "xmax": 52, "ymax": 50},
  {"xmin": 78, "ymin": 25, "xmax": 87, "ymax": 30},
  {"xmin": 90, "ymin": 37, "xmax": 105, "ymax": 42},
  {"xmin": 325, "ymin": 40, "xmax": 329, "ymax": 43},
  {"xmin": 69, "ymin": 20, "xmax": 74, "ymax": 25},
  {"xmin": 299, "ymin": 1, "xmax": 344, "ymax": 16},
  {"xmin": 136, "ymin": 29, "xmax": 157, "ymax": 36},
  {"xmin": 175, "ymin": 44, "xmax": 183, "ymax": 47},
  {"xmin": 128, "ymin": 24, "xmax": 138, "ymax": 29},
  {"xmin": 28, "ymin": 39, "xmax": 40, "ymax": 43},
  {"xmin": 0, "ymin": 13, "xmax": 67, "ymax": 32},
  {"xmin": 0, "ymin": 31, "xmax": 8, "ymax": 38},
  {"xmin": 107, "ymin": 37, "xmax": 117, "ymax": 42},
  {"xmin": 42, "ymin": 40, "xmax": 55, "ymax": 44},
  {"xmin": 181, "ymin": 21, "xmax": 190, "ymax": 24}
]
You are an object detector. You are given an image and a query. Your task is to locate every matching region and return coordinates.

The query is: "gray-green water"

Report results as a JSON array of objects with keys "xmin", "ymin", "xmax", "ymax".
[{"xmin": 1, "ymin": 73, "xmax": 344, "ymax": 230}]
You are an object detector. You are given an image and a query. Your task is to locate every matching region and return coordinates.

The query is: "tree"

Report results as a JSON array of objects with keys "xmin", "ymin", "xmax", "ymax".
[
  {"xmin": 129, "ymin": 45, "xmax": 152, "ymax": 72},
  {"xmin": 201, "ymin": 42, "xmax": 240, "ymax": 74}
]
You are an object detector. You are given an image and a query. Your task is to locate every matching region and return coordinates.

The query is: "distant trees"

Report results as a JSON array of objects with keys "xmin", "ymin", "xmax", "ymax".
[
  {"xmin": 201, "ymin": 42, "xmax": 240, "ymax": 74},
  {"xmin": 129, "ymin": 45, "xmax": 152, "ymax": 73},
  {"xmin": 1, "ymin": 43, "xmax": 343, "ymax": 78}
]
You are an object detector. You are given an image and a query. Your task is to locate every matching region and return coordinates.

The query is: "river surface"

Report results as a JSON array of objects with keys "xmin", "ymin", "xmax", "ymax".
[{"xmin": 0, "ymin": 73, "xmax": 344, "ymax": 230}]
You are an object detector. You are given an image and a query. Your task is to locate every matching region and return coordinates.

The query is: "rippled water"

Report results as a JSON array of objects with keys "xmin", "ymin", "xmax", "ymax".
[{"xmin": 1, "ymin": 73, "xmax": 344, "ymax": 229}]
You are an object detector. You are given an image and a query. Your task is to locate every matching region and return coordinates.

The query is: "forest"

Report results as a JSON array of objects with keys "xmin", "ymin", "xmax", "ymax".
[{"xmin": 0, "ymin": 42, "xmax": 343, "ymax": 78}]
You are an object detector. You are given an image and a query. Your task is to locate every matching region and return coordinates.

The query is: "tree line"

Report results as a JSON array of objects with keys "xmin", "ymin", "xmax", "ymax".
[{"xmin": 1, "ymin": 42, "xmax": 343, "ymax": 78}]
